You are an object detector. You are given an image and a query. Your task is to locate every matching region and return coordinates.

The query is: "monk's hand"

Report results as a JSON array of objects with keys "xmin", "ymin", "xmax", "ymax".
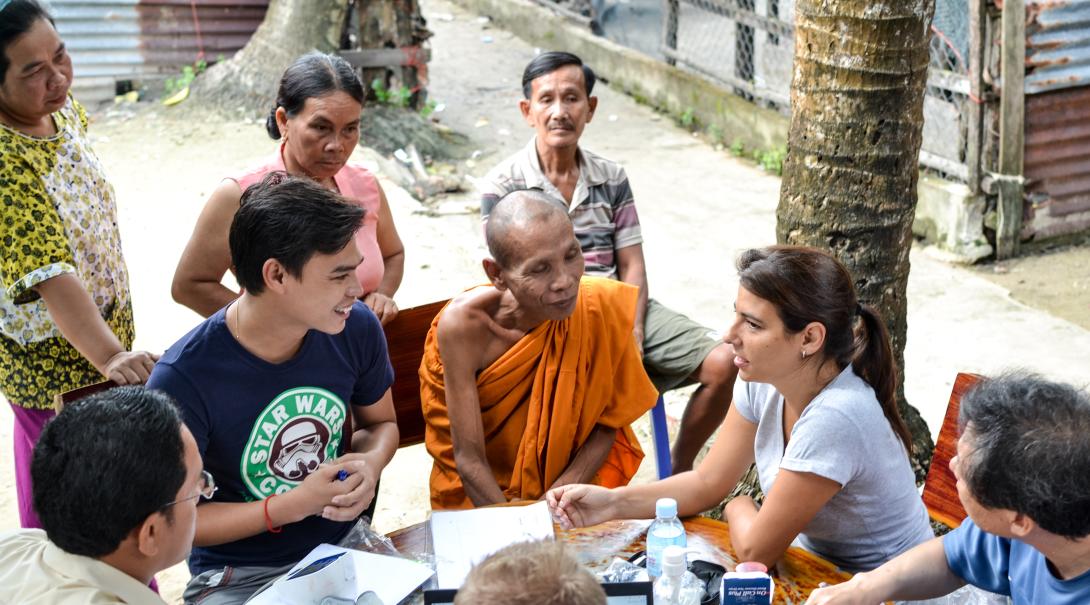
[
  {"xmin": 363, "ymin": 292, "xmax": 399, "ymax": 326},
  {"xmin": 546, "ymin": 484, "xmax": 614, "ymax": 529},
  {"xmin": 321, "ymin": 455, "xmax": 377, "ymax": 521}
]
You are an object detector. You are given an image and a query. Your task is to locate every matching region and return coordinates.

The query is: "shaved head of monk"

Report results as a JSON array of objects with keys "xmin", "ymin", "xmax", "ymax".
[{"xmin": 483, "ymin": 189, "xmax": 584, "ymax": 322}]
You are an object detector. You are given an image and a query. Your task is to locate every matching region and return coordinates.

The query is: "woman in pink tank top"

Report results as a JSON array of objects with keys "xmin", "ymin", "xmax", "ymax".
[{"xmin": 172, "ymin": 53, "xmax": 405, "ymax": 324}]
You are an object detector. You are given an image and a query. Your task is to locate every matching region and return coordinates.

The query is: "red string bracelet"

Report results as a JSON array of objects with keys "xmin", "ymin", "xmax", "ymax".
[{"xmin": 264, "ymin": 495, "xmax": 282, "ymax": 534}]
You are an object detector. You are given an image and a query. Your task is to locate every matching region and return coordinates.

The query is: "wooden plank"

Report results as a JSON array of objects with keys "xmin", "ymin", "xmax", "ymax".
[
  {"xmin": 966, "ymin": 0, "xmax": 986, "ymax": 194},
  {"xmin": 926, "ymin": 68, "xmax": 970, "ymax": 96},
  {"xmin": 662, "ymin": 0, "xmax": 680, "ymax": 67},
  {"xmin": 920, "ymin": 149, "xmax": 970, "ymax": 182},
  {"xmin": 997, "ymin": 0, "xmax": 1026, "ymax": 259},
  {"xmin": 338, "ymin": 47, "xmax": 430, "ymax": 69}
]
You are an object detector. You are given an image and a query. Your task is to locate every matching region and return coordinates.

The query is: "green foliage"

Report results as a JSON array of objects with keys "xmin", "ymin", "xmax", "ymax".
[
  {"xmin": 706, "ymin": 123, "xmax": 723, "ymax": 145},
  {"xmin": 754, "ymin": 146, "xmax": 786, "ymax": 176},
  {"xmin": 679, "ymin": 106, "xmax": 695, "ymax": 128},
  {"xmin": 371, "ymin": 78, "xmax": 413, "ymax": 108},
  {"xmin": 164, "ymin": 58, "xmax": 207, "ymax": 96},
  {"xmin": 729, "ymin": 138, "xmax": 745, "ymax": 156},
  {"xmin": 419, "ymin": 99, "xmax": 439, "ymax": 119}
]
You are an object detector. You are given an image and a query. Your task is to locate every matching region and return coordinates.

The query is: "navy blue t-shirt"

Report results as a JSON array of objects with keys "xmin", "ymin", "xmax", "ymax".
[
  {"xmin": 944, "ymin": 518, "xmax": 1090, "ymax": 604},
  {"xmin": 147, "ymin": 301, "xmax": 394, "ymax": 574}
]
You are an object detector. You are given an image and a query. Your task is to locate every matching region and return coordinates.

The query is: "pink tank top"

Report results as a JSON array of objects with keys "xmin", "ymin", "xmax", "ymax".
[{"xmin": 233, "ymin": 150, "xmax": 384, "ymax": 295}]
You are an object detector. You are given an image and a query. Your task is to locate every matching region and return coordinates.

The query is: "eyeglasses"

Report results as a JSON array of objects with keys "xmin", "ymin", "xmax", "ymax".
[{"xmin": 162, "ymin": 470, "xmax": 217, "ymax": 509}]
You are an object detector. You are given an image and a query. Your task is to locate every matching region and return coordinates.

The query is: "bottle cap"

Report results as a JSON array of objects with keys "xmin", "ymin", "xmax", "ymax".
[
  {"xmin": 655, "ymin": 497, "xmax": 678, "ymax": 518},
  {"xmin": 736, "ymin": 561, "xmax": 768, "ymax": 574},
  {"xmin": 661, "ymin": 545, "xmax": 690, "ymax": 577}
]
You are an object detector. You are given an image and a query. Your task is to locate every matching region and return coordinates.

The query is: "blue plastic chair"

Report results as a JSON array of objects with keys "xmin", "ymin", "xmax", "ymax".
[{"xmin": 650, "ymin": 395, "xmax": 672, "ymax": 479}]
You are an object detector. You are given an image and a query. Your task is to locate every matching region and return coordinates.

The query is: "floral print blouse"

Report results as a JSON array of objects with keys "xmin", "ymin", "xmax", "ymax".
[{"xmin": 0, "ymin": 96, "xmax": 134, "ymax": 410}]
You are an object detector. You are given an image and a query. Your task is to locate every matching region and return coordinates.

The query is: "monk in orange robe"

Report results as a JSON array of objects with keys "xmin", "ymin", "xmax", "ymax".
[{"xmin": 420, "ymin": 190, "xmax": 658, "ymax": 510}]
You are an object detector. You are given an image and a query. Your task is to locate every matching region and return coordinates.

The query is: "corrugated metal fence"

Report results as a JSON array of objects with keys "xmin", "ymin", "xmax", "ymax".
[
  {"xmin": 53, "ymin": 0, "xmax": 269, "ymax": 103},
  {"xmin": 1022, "ymin": 0, "xmax": 1090, "ymax": 239}
]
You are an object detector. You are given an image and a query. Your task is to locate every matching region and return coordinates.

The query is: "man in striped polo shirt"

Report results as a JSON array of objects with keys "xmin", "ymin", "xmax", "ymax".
[{"xmin": 479, "ymin": 51, "xmax": 737, "ymax": 473}]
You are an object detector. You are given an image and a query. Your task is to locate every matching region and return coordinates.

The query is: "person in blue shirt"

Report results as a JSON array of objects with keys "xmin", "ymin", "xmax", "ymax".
[
  {"xmin": 806, "ymin": 372, "xmax": 1090, "ymax": 605},
  {"xmin": 147, "ymin": 172, "xmax": 398, "ymax": 604}
]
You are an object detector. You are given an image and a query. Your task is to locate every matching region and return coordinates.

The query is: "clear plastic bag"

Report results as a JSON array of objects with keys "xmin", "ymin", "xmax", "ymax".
[
  {"xmin": 339, "ymin": 519, "xmax": 437, "ymax": 605},
  {"xmin": 598, "ymin": 556, "xmax": 651, "ymax": 583}
]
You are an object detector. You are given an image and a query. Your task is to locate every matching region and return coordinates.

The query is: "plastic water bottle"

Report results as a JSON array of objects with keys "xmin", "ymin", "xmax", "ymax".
[
  {"xmin": 646, "ymin": 497, "xmax": 686, "ymax": 577},
  {"xmin": 652, "ymin": 545, "xmax": 704, "ymax": 605}
]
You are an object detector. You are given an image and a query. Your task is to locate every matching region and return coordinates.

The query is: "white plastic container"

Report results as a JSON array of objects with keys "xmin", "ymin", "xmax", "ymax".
[
  {"xmin": 720, "ymin": 561, "xmax": 774, "ymax": 604},
  {"xmin": 652, "ymin": 546, "xmax": 704, "ymax": 605}
]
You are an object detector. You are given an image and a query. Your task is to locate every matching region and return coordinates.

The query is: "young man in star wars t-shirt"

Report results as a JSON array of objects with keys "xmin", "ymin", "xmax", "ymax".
[{"xmin": 147, "ymin": 173, "xmax": 398, "ymax": 604}]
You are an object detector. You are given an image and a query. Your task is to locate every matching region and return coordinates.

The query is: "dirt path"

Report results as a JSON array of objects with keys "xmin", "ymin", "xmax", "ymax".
[{"xmin": 970, "ymin": 236, "xmax": 1090, "ymax": 331}]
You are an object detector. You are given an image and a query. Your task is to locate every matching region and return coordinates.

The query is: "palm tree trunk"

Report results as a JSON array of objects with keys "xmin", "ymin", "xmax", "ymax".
[{"xmin": 776, "ymin": 0, "xmax": 937, "ymax": 480}]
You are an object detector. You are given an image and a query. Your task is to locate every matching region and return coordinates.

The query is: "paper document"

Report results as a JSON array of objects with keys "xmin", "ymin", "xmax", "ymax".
[
  {"xmin": 430, "ymin": 501, "xmax": 555, "ymax": 588},
  {"xmin": 248, "ymin": 543, "xmax": 434, "ymax": 605}
]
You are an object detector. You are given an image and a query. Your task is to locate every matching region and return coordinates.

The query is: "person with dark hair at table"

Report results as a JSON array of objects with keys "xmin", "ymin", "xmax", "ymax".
[
  {"xmin": 0, "ymin": 386, "xmax": 208, "ymax": 604},
  {"xmin": 806, "ymin": 372, "xmax": 1090, "ymax": 604},
  {"xmin": 456, "ymin": 540, "xmax": 607, "ymax": 605},
  {"xmin": 550, "ymin": 246, "xmax": 933, "ymax": 572},
  {"xmin": 173, "ymin": 52, "xmax": 405, "ymax": 324},
  {"xmin": 148, "ymin": 173, "xmax": 398, "ymax": 604},
  {"xmin": 478, "ymin": 50, "xmax": 737, "ymax": 473}
]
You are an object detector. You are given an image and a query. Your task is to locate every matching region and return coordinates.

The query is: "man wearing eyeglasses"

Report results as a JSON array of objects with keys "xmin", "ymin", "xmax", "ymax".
[{"xmin": 0, "ymin": 386, "xmax": 208, "ymax": 604}]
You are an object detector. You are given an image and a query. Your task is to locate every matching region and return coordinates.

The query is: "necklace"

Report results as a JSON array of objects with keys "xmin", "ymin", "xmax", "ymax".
[{"xmin": 232, "ymin": 299, "xmax": 243, "ymax": 344}]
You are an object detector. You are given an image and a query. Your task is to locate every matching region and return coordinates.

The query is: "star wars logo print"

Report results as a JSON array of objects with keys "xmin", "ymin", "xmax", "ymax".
[{"xmin": 241, "ymin": 387, "xmax": 346, "ymax": 498}]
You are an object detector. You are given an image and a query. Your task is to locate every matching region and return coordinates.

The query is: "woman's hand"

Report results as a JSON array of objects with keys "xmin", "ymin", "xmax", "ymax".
[
  {"xmin": 804, "ymin": 577, "xmax": 878, "ymax": 605},
  {"xmin": 103, "ymin": 350, "xmax": 160, "ymax": 384},
  {"xmin": 546, "ymin": 484, "xmax": 616, "ymax": 529},
  {"xmin": 363, "ymin": 292, "xmax": 399, "ymax": 326}
]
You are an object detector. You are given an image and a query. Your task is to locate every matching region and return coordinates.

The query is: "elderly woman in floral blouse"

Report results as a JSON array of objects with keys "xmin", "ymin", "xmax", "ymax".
[{"xmin": 0, "ymin": 0, "xmax": 157, "ymax": 527}]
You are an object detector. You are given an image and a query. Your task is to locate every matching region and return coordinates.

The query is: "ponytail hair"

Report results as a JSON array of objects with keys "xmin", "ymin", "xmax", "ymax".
[
  {"xmin": 855, "ymin": 302, "xmax": 912, "ymax": 454},
  {"xmin": 737, "ymin": 246, "xmax": 913, "ymax": 455},
  {"xmin": 265, "ymin": 52, "xmax": 364, "ymax": 140}
]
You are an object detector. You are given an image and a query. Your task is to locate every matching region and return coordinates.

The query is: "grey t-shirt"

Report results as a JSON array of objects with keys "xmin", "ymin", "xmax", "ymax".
[{"xmin": 734, "ymin": 365, "xmax": 934, "ymax": 572}]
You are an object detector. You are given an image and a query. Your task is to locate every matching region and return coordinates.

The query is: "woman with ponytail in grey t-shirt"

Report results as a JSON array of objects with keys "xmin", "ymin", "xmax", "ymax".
[{"xmin": 547, "ymin": 245, "xmax": 933, "ymax": 572}]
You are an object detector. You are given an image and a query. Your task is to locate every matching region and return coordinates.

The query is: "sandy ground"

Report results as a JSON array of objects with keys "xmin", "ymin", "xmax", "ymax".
[
  {"xmin": 971, "ymin": 235, "xmax": 1090, "ymax": 332},
  {"xmin": 1, "ymin": 0, "xmax": 1087, "ymax": 602}
]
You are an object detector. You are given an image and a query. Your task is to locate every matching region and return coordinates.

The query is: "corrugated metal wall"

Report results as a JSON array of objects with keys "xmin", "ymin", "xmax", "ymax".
[
  {"xmin": 53, "ymin": 0, "xmax": 269, "ymax": 103},
  {"xmin": 1022, "ymin": 0, "xmax": 1090, "ymax": 239},
  {"xmin": 1024, "ymin": 87, "xmax": 1090, "ymax": 238}
]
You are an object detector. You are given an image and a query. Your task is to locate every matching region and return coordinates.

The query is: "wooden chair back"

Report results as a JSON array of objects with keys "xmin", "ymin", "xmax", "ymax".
[
  {"xmin": 382, "ymin": 300, "xmax": 449, "ymax": 448},
  {"xmin": 54, "ymin": 380, "xmax": 119, "ymax": 413},
  {"xmin": 922, "ymin": 372, "xmax": 982, "ymax": 529}
]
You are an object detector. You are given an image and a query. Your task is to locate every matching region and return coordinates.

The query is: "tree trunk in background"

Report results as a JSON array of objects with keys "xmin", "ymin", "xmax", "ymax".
[
  {"xmin": 357, "ymin": 0, "xmax": 431, "ymax": 108},
  {"xmin": 777, "ymin": 0, "xmax": 937, "ymax": 481},
  {"xmin": 190, "ymin": 0, "xmax": 348, "ymax": 117}
]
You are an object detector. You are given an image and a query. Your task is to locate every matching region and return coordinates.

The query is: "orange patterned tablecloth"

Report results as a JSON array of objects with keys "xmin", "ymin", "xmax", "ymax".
[{"xmin": 388, "ymin": 515, "xmax": 850, "ymax": 605}]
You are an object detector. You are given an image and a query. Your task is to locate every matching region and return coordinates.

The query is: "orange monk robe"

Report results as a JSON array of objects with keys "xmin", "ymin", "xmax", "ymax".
[{"xmin": 420, "ymin": 276, "xmax": 659, "ymax": 510}]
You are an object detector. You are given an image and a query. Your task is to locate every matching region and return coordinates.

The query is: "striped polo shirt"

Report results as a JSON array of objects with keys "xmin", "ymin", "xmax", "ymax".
[{"xmin": 479, "ymin": 137, "xmax": 643, "ymax": 278}]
